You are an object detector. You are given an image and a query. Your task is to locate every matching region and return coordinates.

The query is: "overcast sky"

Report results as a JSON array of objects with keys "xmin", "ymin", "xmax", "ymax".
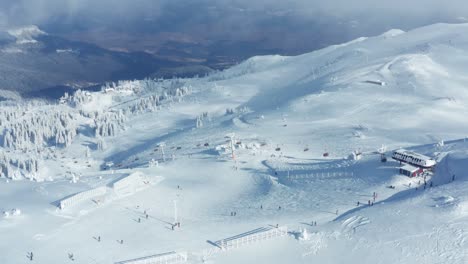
[
  {"xmin": 1, "ymin": 0, "xmax": 467, "ymax": 57},
  {"xmin": 1, "ymin": 0, "xmax": 467, "ymax": 29}
]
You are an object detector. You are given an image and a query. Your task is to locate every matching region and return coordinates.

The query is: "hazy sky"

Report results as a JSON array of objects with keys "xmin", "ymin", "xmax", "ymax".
[
  {"xmin": 1, "ymin": 0, "xmax": 467, "ymax": 29},
  {"xmin": 1, "ymin": 0, "xmax": 467, "ymax": 57}
]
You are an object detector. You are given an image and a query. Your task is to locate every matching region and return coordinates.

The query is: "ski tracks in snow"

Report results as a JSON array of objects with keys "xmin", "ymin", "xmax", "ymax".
[{"xmin": 341, "ymin": 215, "xmax": 370, "ymax": 233}]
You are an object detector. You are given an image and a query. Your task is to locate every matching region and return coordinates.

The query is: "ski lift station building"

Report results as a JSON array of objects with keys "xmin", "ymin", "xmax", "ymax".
[
  {"xmin": 399, "ymin": 164, "xmax": 423, "ymax": 177},
  {"xmin": 391, "ymin": 149, "xmax": 436, "ymax": 168}
]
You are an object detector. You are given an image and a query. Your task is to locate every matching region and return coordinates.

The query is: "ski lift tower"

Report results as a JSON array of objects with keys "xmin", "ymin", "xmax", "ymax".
[
  {"xmin": 225, "ymin": 133, "xmax": 236, "ymax": 161},
  {"xmin": 158, "ymin": 142, "xmax": 166, "ymax": 162},
  {"xmin": 173, "ymin": 199, "xmax": 178, "ymax": 224},
  {"xmin": 378, "ymin": 144, "xmax": 387, "ymax": 162}
]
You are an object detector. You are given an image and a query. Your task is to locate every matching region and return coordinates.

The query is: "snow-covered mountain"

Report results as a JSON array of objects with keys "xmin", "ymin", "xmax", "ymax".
[{"xmin": 1, "ymin": 23, "xmax": 468, "ymax": 264}]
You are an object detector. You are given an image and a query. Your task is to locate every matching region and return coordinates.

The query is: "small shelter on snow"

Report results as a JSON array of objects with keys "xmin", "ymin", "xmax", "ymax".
[{"xmin": 399, "ymin": 164, "xmax": 423, "ymax": 177}]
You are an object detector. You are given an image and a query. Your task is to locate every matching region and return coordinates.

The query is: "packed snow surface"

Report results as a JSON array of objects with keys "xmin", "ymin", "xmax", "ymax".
[{"xmin": 1, "ymin": 23, "xmax": 468, "ymax": 263}]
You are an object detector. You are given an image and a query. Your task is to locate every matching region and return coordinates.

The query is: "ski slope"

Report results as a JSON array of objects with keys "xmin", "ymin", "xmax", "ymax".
[{"xmin": 1, "ymin": 23, "xmax": 468, "ymax": 263}]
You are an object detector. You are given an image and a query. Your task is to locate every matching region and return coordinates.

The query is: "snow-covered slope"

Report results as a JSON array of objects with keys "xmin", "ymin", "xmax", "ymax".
[{"xmin": 1, "ymin": 23, "xmax": 468, "ymax": 264}]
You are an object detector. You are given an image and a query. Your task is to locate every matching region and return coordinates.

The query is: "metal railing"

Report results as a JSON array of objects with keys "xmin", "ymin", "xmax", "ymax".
[
  {"xmin": 213, "ymin": 226, "xmax": 288, "ymax": 251},
  {"xmin": 286, "ymin": 171, "xmax": 353, "ymax": 180},
  {"xmin": 115, "ymin": 251, "xmax": 187, "ymax": 264}
]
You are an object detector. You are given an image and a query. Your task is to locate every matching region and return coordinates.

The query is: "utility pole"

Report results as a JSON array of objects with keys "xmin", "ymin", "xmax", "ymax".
[
  {"xmin": 173, "ymin": 199, "xmax": 178, "ymax": 224},
  {"xmin": 226, "ymin": 133, "xmax": 236, "ymax": 161},
  {"xmin": 230, "ymin": 135, "xmax": 235, "ymax": 161},
  {"xmin": 159, "ymin": 142, "xmax": 166, "ymax": 162}
]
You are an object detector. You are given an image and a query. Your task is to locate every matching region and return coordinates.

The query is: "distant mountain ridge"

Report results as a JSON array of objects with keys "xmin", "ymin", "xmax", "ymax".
[{"xmin": 0, "ymin": 26, "xmax": 213, "ymax": 100}]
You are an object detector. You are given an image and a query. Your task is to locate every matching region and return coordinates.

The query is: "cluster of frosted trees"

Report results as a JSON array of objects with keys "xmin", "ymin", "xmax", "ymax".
[
  {"xmin": 130, "ymin": 95, "xmax": 161, "ymax": 114},
  {"xmin": 60, "ymin": 90, "xmax": 92, "ymax": 107},
  {"xmin": 96, "ymin": 137, "xmax": 106, "ymax": 151},
  {"xmin": 126, "ymin": 85, "xmax": 191, "ymax": 116},
  {"xmin": 3, "ymin": 111, "xmax": 77, "ymax": 150},
  {"xmin": 225, "ymin": 106, "xmax": 250, "ymax": 116},
  {"xmin": 0, "ymin": 110, "xmax": 20, "ymax": 126},
  {"xmin": 102, "ymin": 78, "xmax": 190, "ymax": 94},
  {"xmin": 102, "ymin": 80, "xmax": 141, "ymax": 93},
  {"xmin": 196, "ymin": 112, "xmax": 210, "ymax": 128},
  {"xmin": 206, "ymin": 58, "xmax": 263, "ymax": 82},
  {"xmin": 168, "ymin": 86, "xmax": 192, "ymax": 99},
  {"xmin": 0, "ymin": 76, "xmax": 195, "ymax": 180},
  {"xmin": 94, "ymin": 111, "xmax": 125, "ymax": 137},
  {"xmin": 127, "ymin": 86, "xmax": 191, "ymax": 115},
  {"xmin": 0, "ymin": 153, "xmax": 39, "ymax": 180}
]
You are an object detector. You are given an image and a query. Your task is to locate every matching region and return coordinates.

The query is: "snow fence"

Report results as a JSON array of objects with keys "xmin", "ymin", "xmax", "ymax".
[
  {"xmin": 112, "ymin": 171, "xmax": 149, "ymax": 197},
  {"xmin": 213, "ymin": 226, "xmax": 288, "ymax": 251},
  {"xmin": 115, "ymin": 251, "xmax": 187, "ymax": 264},
  {"xmin": 286, "ymin": 171, "xmax": 354, "ymax": 180},
  {"xmin": 59, "ymin": 186, "xmax": 107, "ymax": 210}
]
